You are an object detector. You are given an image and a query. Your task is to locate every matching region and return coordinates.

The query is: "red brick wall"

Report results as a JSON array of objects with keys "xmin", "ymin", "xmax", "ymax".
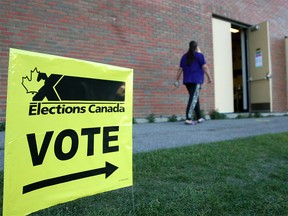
[{"xmin": 1, "ymin": 0, "xmax": 287, "ymax": 121}]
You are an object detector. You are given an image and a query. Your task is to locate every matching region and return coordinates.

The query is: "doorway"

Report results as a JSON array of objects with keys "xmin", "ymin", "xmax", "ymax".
[
  {"xmin": 212, "ymin": 17, "xmax": 272, "ymax": 113},
  {"xmin": 231, "ymin": 25, "xmax": 249, "ymax": 112}
]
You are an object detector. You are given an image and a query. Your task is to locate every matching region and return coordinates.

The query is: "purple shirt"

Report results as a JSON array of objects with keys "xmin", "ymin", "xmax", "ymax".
[{"xmin": 180, "ymin": 52, "xmax": 206, "ymax": 84}]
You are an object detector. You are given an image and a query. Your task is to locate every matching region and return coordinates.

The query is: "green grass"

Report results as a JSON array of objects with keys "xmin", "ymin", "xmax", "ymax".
[{"xmin": 1, "ymin": 133, "xmax": 288, "ymax": 215}]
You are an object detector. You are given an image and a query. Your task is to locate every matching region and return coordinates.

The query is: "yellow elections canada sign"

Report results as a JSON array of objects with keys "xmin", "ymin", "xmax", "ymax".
[{"xmin": 3, "ymin": 49, "xmax": 133, "ymax": 216}]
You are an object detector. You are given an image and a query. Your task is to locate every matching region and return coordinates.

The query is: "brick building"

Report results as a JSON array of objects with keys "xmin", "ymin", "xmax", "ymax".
[{"xmin": 1, "ymin": 0, "xmax": 288, "ymax": 122}]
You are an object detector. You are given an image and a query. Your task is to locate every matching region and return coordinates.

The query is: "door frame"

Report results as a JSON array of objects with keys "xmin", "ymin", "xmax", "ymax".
[{"xmin": 213, "ymin": 15, "xmax": 273, "ymax": 113}]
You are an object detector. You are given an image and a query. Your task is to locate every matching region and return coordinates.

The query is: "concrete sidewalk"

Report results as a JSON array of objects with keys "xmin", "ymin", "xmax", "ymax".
[
  {"xmin": 133, "ymin": 116, "xmax": 288, "ymax": 153},
  {"xmin": 0, "ymin": 116, "xmax": 288, "ymax": 170}
]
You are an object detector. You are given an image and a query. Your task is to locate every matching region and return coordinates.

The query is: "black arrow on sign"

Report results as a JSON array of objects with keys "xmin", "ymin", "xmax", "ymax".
[{"xmin": 22, "ymin": 162, "xmax": 118, "ymax": 194}]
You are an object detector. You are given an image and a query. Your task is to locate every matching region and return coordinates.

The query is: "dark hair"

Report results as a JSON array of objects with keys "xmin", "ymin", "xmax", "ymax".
[{"xmin": 186, "ymin": 41, "xmax": 198, "ymax": 66}]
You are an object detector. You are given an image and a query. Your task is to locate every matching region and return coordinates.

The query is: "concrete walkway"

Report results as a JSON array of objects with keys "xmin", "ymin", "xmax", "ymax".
[
  {"xmin": 0, "ymin": 116, "xmax": 288, "ymax": 170},
  {"xmin": 133, "ymin": 116, "xmax": 288, "ymax": 153}
]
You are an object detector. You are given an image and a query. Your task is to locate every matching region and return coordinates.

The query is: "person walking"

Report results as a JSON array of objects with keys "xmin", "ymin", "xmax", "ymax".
[{"xmin": 175, "ymin": 41, "xmax": 212, "ymax": 125}]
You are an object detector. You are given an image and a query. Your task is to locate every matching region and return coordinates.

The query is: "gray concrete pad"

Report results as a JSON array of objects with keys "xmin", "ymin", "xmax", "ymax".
[{"xmin": 132, "ymin": 116, "xmax": 288, "ymax": 153}]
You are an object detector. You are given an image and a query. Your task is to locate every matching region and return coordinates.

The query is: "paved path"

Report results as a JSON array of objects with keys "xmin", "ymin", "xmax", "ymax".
[
  {"xmin": 132, "ymin": 116, "xmax": 288, "ymax": 153},
  {"xmin": 0, "ymin": 116, "xmax": 288, "ymax": 170}
]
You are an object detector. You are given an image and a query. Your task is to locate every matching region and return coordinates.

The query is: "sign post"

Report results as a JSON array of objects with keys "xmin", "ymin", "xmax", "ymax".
[{"xmin": 3, "ymin": 49, "xmax": 133, "ymax": 216}]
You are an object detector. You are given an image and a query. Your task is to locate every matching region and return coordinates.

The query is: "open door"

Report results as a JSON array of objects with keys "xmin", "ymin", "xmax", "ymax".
[
  {"xmin": 248, "ymin": 21, "xmax": 272, "ymax": 112},
  {"xmin": 212, "ymin": 18, "xmax": 234, "ymax": 113}
]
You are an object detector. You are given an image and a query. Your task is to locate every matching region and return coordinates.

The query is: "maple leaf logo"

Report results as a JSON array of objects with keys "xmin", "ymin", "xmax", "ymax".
[{"xmin": 22, "ymin": 67, "xmax": 45, "ymax": 94}]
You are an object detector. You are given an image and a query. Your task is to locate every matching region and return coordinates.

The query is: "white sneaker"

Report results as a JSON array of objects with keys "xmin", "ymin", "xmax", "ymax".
[
  {"xmin": 197, "ymin": 118, "xmax": 205, "ymax": 123},
  {"xmin": 185, "ymin": 120, "xmax": 197, "ymax": 125}
]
